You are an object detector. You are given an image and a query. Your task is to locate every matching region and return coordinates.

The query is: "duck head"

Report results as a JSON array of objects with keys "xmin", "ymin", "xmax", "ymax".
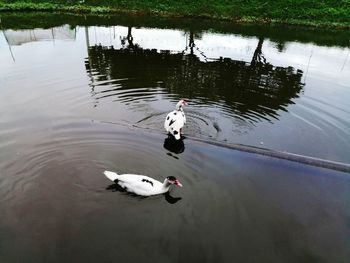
[
  {"xmin": 176, "ymin": 99, "xmax": 188, "ymax": 110},
  {"xmin": 165, "ymin": 176, "xmax": 183, "ymax": 187}
]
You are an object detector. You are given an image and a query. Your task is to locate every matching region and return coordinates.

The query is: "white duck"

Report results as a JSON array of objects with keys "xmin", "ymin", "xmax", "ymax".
[
  {"xmin": 164, "ymin": 99, "xmax": 188, "ymax": 140},
  {"xmin": 104, "ymin": 171, "xmax": 183, "ymax": 196}
]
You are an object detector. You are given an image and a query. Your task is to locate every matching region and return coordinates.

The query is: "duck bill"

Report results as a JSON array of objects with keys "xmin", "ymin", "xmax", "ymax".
[{"xmin": 173, "ymin": 180, "xmax": 183, "ymax": 187}]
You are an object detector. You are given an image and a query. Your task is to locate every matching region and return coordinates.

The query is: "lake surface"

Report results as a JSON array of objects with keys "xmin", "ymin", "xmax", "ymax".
[{"xmin": 0, "ymin": 13, "xmax": 350, "ymax": 262}]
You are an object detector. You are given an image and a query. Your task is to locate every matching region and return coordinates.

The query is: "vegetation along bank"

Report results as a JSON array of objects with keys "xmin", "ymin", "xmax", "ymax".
[{"xmin": 0, "ymin": 0, "xmax": 349, "ymax": 28}]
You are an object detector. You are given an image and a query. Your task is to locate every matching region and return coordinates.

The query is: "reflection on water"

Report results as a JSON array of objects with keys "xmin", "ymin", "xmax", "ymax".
[
  {"xmin": 86, "ymin": 40, "xmax": 304, "ymax": 123},
  {"xmin": 1, "ymin": 13, "xmax": 350, "ymax": 263},
  {"xmin": 106, "ymin": 181, "xmax": 182, "ymax": 204},
  {"xmin": 0, "ymin": 16, "xmax": 349, "ymax": 160},
  {"xmin": 163, "ymin": 136, "xmax": 185, "ymax": 154},
  {"xmin": 86, "ymin": 26, "xmax": 305, "ymax": 119},
  {"xmin": 78, "ymin": 24, "xmax": 349, "ymax": 161},
  {"xmin": 3, "ymin": 26, "xmax": 76, "ymax": 46}
]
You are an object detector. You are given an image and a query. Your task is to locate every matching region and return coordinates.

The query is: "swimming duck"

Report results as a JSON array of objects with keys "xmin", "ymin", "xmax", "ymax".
[
  {"xmin": 164, "ymin": 99, "xmax": 188, "ymax": 140},
  {"xmin": 104, "ymin": 171, "xmax": 183, "ymax": 196}
]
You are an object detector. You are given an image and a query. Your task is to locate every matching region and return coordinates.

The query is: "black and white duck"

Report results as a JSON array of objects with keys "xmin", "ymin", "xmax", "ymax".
[
  {"xmin": 104, "ymin": 171, "xmax": 183, "ymax": 196},
  {"xmin": 164, "ymin": 99, "xmax": 188, "ymax": 140}
]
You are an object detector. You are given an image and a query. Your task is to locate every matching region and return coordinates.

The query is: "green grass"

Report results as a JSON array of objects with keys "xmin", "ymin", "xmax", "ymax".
[{"xmin": 0, "ymin": 0, "xmax": 349, "ymax": 28}]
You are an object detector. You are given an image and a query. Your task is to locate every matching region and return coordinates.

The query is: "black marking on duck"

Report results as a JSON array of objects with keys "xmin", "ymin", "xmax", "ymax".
[
  {"xmin": 167, "ymin": 116, "xmax": 170, "ymax": 120},
  {"xmin": 173, "ymin": 130, "xmax": 179, "ymax": 135},
  {"xmin": 167, "ymin": 176, "xmax": 176, "ymax": 181},
  {"xmin": 142, "ymin": 179, "xmax": 154, "ymax": 186},
  {"xmin": 169, "ymin": 119, "xmax": 176, "ymax": 127},
  {"xmin": 174, "ymin": 112, "xmax": 177, "ymax": 115}
]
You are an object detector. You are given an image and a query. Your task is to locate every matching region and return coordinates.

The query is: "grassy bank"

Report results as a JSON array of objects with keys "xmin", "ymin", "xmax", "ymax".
[{"xmin": 0, "ymin": 0, "xmax": 349, "ymax": 28}]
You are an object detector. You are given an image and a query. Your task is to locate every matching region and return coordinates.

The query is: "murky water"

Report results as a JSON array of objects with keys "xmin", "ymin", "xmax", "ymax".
[{"xmin": 0, "ymin": 13, "xmax": 350, "ymax": 262}]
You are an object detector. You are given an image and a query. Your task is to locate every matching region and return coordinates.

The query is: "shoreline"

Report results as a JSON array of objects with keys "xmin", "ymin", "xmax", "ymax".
[{"xmin": 0, "ymin": 1, "xmax": 349, "ymax": 29}]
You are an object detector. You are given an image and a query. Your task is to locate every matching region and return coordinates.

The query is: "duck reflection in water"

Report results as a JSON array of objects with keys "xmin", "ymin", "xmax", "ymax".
[
  {"xmin": 106, "ymin": 183, "xmax": 182, "ymax": 204},
  {"xmin": 163, "ymin": 135, "xmax": 185, "ymax": 156}
]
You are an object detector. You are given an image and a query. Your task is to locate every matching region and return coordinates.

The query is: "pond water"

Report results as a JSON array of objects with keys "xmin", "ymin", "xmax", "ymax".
[{"xmin": 0, "ymin": 13, "xmax": 350, "ymax": 262}]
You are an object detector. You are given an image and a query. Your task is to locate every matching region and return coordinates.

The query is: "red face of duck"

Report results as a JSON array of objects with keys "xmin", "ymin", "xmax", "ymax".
[
  {"xmin": 181, "ymin": 99, "xmax": 188, "ymax": 106},
  {"xmin": 176, "ymin": 99, "xmax": 188, "ymax": 110},
  {"xmin": 167, "ymin": 176, "xmax": 183, "ymax": 187}
]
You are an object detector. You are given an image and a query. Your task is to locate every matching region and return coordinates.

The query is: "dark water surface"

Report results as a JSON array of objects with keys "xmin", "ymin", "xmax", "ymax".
[{"xmin": 0, "ymin": 13, "xmax": 350, "ymax": 262}]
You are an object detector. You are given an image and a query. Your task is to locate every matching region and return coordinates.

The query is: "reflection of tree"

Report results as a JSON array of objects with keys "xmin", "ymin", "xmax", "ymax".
[
  {"xmin": 188, "ymin": 31, "xmax": 195, "ymax": 55},
  {"xmin": 85, "ymin": 37, "xmax": 304, "ymax": 122},
  {"xmin": 183, "ymin": 31, "xmax": 207, "ymax": 61},
  {"xmin": 120, "ymin": 26, "xmax": 139, "ymax": 49},
  {"xmin": 251, "ymin": 38, "xmax": 266, "ymax": 66},
  {"xmin": 2, "ymin": 13, "xmax": 349, "ymax": 48}
]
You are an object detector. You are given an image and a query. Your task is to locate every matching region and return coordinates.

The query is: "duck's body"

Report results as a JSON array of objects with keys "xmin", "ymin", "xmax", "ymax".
[
  {"xmin": 104, "ymin": 171, "xmax": 182, "ymax": 196},
  {"xmin": 164, "ymin": 100, "xmax": 188, "ymax": 140}
]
